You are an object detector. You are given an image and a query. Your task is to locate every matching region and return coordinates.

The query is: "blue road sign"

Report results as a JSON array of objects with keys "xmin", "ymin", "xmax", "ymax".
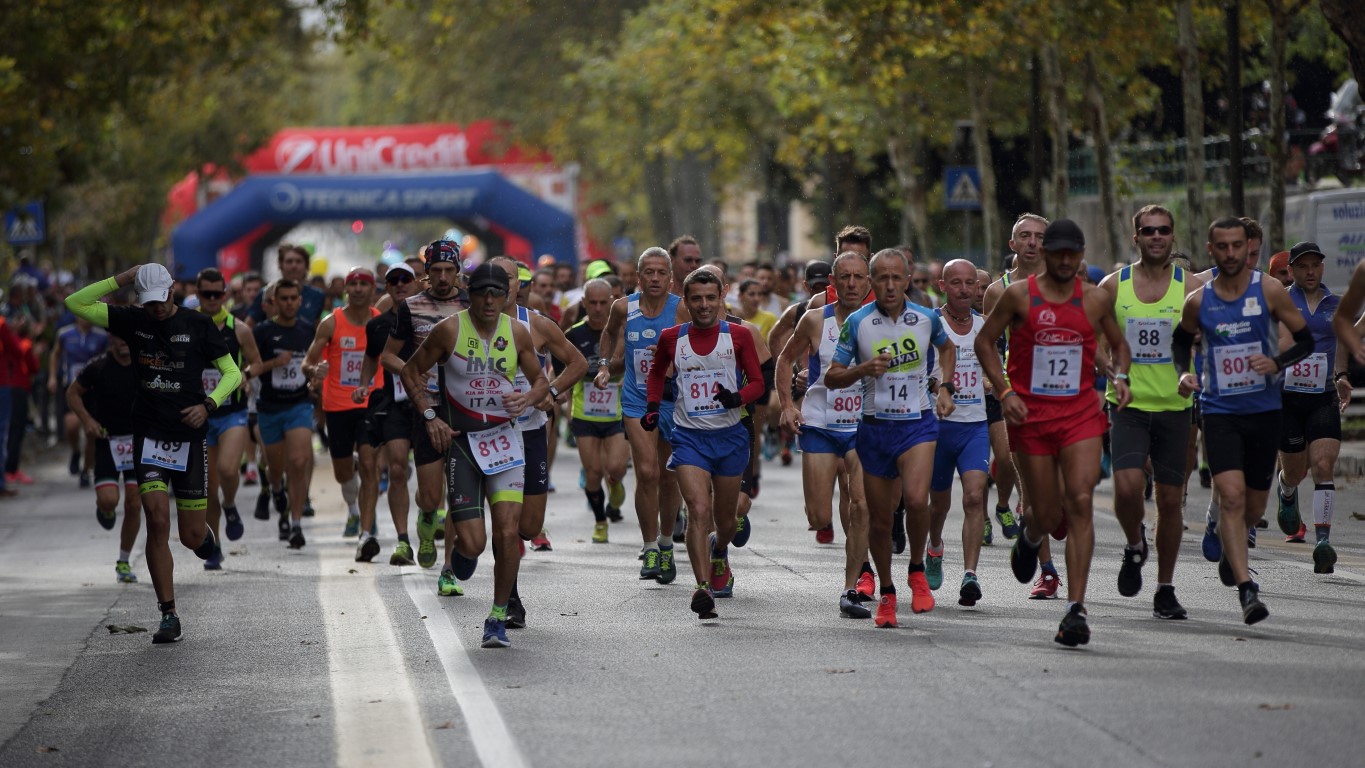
[
  {"xmin": 5, "ymin": 201, "xmax": 45, "ymax": 246},
  {"xmin": 945, "ymin": 167, "xmax": 982, "ymax": 211}
]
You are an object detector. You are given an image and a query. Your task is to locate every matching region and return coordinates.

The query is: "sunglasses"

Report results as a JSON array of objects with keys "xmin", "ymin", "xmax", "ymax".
[
  {"xmin": 386, "ymin": 274, "xmax": 414, "ymax": 286},
  {"xmin": 1138, "ymin": 225, "xmax": 1173, "ymax": 236},
  {"xmin": 198, "ymin": 290, "xmax": 226, "ymax": 300}
]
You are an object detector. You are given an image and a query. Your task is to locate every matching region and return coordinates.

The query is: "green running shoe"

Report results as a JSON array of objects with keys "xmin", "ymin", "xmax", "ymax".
[
  {"xmin": 640, "ymin": 548, "xmax": 662, "ymax": 580},
  {"xmin": 115, "ymin": 561, "xmax": 137, "ymax": 584},
  {"xmin": 608, "ymin": 479, "xmax": 626, "ymax": 510},
  {"xmin": 592, "ymin": 521, "xmax": 609, "ymax": 543},
  {"xmin": 390, "ymin": 540, "xmax": 416, "ymax": 566},
  {"xmin": 657, "ymin": 548, "xmax": 677, "ymax": 584},
  {"xmin": 995, "ymin": 504, "xmax": 1020, "ymax": 539},
  {"xmin": 925, "ymin": 549, "xmax": 944, "ymax": 591},
  {"xmin": 982, "ymin": 515, "xmax": 994, "ymax": 546},
  {"xmin": 436, "ymin": 569, "xmax": 463, "ymax": 596},
  {"xmin": 343, "ymin": 512, "xmax": 360, "ymax": 538},
  {"xmin": 1276, "ymin": 485, "xmax": 1302, "ymax": 536},
  {"xmin": 1313, "ymin": 539, "xmax": 1337, "ymax": 574},
  {"xmin": 434, "ymin": 508, "xmax": 447, "ymax": 541},
  {"xmin": 416, "ymin": 511, "xmax": 438, "ymax": 569},
  {"xmin": 152, "ymin": 613, "xmax": 181, "ymax": 644}
]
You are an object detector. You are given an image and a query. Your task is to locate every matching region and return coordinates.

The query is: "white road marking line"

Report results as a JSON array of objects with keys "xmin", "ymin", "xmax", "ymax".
[
  {"xmin": 320, "ymin": 560, "xmax": 437, "ymax": 768},
  {"xmin": 403, "ymin": 569, "xmax": 530, "ymax": 768}
]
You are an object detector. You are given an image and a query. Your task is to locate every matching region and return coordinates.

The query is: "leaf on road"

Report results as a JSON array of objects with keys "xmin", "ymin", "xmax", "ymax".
[
  {"xmin": 559, "ymin": 612, "xmax": 578, "ymax": 616},
  {"xmin": 824, "ymin": 668, "xmax": 855, "ymax": 674},
  {"xmin": 420, "ymin": 615, "xmax": 428, "ymax": 620},
  {"xmin": 36, "ymin": 746, "xmax": 59, "ymax": 753},
  {"xmin": 1259, "ymin": 703, "xmax": 1293, "ymax": 711},
  {"xmin": 228, "ymin": 548, "xmax": 247, "ymax": 556},
  {"xmin": 434, "ymin": 721, "xmax": 455, "ymax": 730},
  {"xmin": 106, "ymin": 624, "xmax": 148, "ymax": 634},
  {"xmin": 348, "ymin": 569, "xmax": 358, "ymax": 574}
]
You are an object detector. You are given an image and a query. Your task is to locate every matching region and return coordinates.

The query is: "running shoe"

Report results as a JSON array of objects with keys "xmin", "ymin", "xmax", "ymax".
[
  {"xmin": 709, "ymin": 534, "xmax": 732, "ymax": 595},
  {"xmin": 608, "ymin": 479, "xmax": 626, "ymax": 513},
  {"xmin": 1011, "ymin": 533, "xmax": 1041, "ymax": 584},
  {"xmin": 204, "ymin": 545, "xmax": 223, "ymax": 571},
  {"xmin": 452, "ymin": 551, "xmax": 479, "ymax": 580},
  {"xmin": 924, "ymin": 548, "xmax": 944, "ymax": 591},
  {"xmin": 272, "ymin": 489, "xmax": 288, "ymax": 515},
  {"xmin": 1201, "ymin": 517, "xmax": 1222, "ymax": 562},
  {"xmin": 355, "ymin": 536, "xmax": 380, "ymax": 563},
  {"xmin": 277, "ymin": 513, "xmax": 291, "ymax": 541},
  {"xmin": 303, "ymin": 499, "xmax": 315, "ymax": 518},
  {"xmin": 69, "ymin": 451, "xmax": 81, "ymax": 476},
  {"xmin": 115, "ymin": 561, "xmax": 137, "ymax": 583},
  {"xmin": 995, "ymin": 504, "xmax": 1020, "ymax": 540},
  {"xmin": 1143, "ymin": 471, "xmax": 1153, "ymax": 501},
  {"xmin": 79, "ymin": 472, "xmax": 91, "ymax": 489},
  {"xmin": 96, "ymin": 506, "xmax": 116, "ymax": 531},
  {"xmin": 815, "ymin": 524, "xmax": 834, "ymax": 544},
  {"xmin": 605, "ymin": 504, "xmax": 623, "ymax": 523},
  {"xmin": 874, "ymin": 594, "xmax": 898, "ymax": 628},
  {"xmin": 891, "ymin": 510, "xmax": 907, "ymax": 554},
  {"xmin": 1152, "ymin": 585, "xmax": 1188, "ymax": 620},
  {"xmin": 958, "ymin": 572, "xmax": 982, "ymax": 607},
  {"xmin": 1239, "ymin": 583, "xmax": 1268, "ymax": 625},
  {"xmin": 244, "ymin": 465, "xmax": 259, "ymax": 486},
  {"xmin": 530, "ymin": 529, "xmax": 553, "ymax": 551},
  {"xmin": 855, "ymin": 570, "xmax": 876, "ymax": 601},
  {"xmin": 733, "ymin": 515, "xmax": 752, "ymax": 547},
  {"xmin": 343, "ymin": 513, "xmax": 360, "ymax": 539},
  {"xmin": 908, "ymin": 570, "xmax": 934, "ymax": 613},
  {"xmin": 639, "ymin": 548, "xmax": 662, "ymax": 580},
  {"xmin": 506, "ymin": 597, "xmax": 526, "ymax": 629},
  {"xmin": 1198, "ymin": 465, "xmax": 1212, "ymax": 488},
  {"xmin": 1055, "ymin": 603, "xmax": 1090, "ymax": 647},
  {"xmin": 592, "ymin": 521, "xmax": 609, "ymax": 543},
  {"xmin": 1256, "ymin": 517, "xmax": 1268, "ymax": 529},
  {"xmin": 1030, "ymin": 570, "xmax": 1061, "ymax": 599},
  {"xmin": 193, "ymin": 527, "xmax": 218, "ymax": 560},
  {"xmin": 481, "ymin": 617, "xmax": 510, "ymax": 648},
  {"xmin": 1313, "ymin": 540, "xmax": 1337, "ymax": 574},
  {"xmin": 1117, "ymin": 528, "xmax": 1148, "ymax": 598},
  {"xmin": 152, "ymin": 613, "xmax": 181, "ymax": 644},
  {"xmin": 1217, "ymin": 555, "xmax": 1236, "ymax": 587},
  {"xmin": 839, "ymin": 590, "xmax": 871, "ymax": 619},
  {"xmin": 657, "ymin": 548, "xmax": 677, "ymax": 584},
  {"xmin": 1285, "ymin": 523, "xmax": 1307, "ymax": 544},
  {"xmin": 254, "ymin": 489, "xmax": 271, "ymax": 520},
  {"xmin": 389, "ymin": 541, "xmax": 416, "ymax": 566},
  {"xmin": 983, "ymin": 514, "xmax": 994, "ymax": 546},
  {"xmin": 1099, "ymin": 452, "xmax": 1111, "ymax": 480},
  {"xmin": 672, "ymin": 508, "xmax": 687, "ymax": 543},
  {"xmin": 436, "ymin": 569, "xmax": 463, "ymax": 596},
  {"xmin": 578, "ymin": 467, "xmax": 587, "ymax": 490},
  {"xmin": 416, "ymin": 511, "xmax": 438, "ymax": 569},
  {"xmin": 224, "ymin": 506, "xmax": 244, "ymax": 541},
  {"xmin": 691, "ymin": 587, "xmax": 718, "ymax": 619},
  {"xmin": 378, "ymin": 469, "xmax": 388, "ymax": 493},
  {"xmin": 748, "ymin": 475, "xmax": 761, "ymax": 499},
  {"xmin": 1247, "ymin": 525, "xmax": 1257, "ymax": 548},
  {"xmin": 712, "ymin": 571, "xmax": 734, "ymax": 598},
  {"xmin": 288, "ymin": 526, "xmax": 306, "ymax": 550},
  {"xmin": 781, "ymin": 445, "xmax": 793, "ymax": 466},
  {"xmin": 1051, "ymin": 513, "xmax": 1068, "ymax": 541},
  {"xmin": 1276, "ymin": 484, "xmax": 1301, "ymax": 536}
]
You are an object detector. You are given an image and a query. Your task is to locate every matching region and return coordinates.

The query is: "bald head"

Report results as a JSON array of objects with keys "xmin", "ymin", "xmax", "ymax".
[{"xmin": 942, "ymin": 259, "xmax": 976, "ymax": 281}]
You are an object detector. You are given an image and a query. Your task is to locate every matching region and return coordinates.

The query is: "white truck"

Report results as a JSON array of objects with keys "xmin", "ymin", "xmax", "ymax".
[{"xmin": 1282, "ymin": 187, "xmax": 1365, "ymax": 294}]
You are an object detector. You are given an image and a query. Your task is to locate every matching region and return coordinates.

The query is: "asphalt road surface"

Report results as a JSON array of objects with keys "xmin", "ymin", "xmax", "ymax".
[{"xmin": 2, "ymin": 438, "xmax": 1364, "ymax": 768}]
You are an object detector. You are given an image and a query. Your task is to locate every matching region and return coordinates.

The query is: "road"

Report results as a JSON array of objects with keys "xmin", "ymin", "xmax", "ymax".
[{"xmin": 2, "ymin": 438, "xmax": 1363, "ymax": 768}]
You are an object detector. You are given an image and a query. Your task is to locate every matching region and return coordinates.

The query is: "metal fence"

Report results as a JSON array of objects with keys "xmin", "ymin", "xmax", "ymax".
[{"xmin": 1068, "ymin": 130, "xmax": 1326, "ymax": 196}]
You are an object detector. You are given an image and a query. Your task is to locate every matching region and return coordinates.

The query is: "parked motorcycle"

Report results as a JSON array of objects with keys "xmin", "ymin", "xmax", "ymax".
[{"xmin": 1308, "ymin": 79, "xmax": 1364, "ymax": 186}]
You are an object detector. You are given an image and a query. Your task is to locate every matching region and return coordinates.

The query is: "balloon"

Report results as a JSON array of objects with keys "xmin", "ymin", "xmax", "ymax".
[
  {"xmin": 443, "ymin": 227, "xmax": 464, "ymax": 244},
  {"xmin": 309, "ymin": 256, "xmax": 329, "ymax": 277},
  {"xmin": 381, "ymin": 248, "xmax": 404, "ymax": 266}
]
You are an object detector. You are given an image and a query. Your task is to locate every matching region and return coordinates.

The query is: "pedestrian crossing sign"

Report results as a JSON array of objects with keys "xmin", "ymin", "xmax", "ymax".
[
  {"xmin": 945, "ymin": 167, "xmax": 982, "ymax": 211},
  {"xmin": 5, "ymin": 202, "xmax": 45, "ymax": 246}
]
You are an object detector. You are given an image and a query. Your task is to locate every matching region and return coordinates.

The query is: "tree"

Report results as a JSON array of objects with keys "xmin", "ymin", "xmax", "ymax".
[
  {"xmin": 1319, "ymin": 0, "xmax": 1365, "ymax": 85},
  {"xmin": 1262, "ymin": 0, "xmax": 1315, "ymax": 252},
  {"xmin": 1176, "ymin": 0, "xmax": 1208, "ymax": 257}
]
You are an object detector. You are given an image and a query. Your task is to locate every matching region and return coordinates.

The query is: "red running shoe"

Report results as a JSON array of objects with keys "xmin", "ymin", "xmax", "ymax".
[
  {"xmin": 815, "ymin": 524, "xmax": 834, "ymax": 544},
  {"xmin": 1285, "ymin": 523, "xmax": 1307, "ymax": 543},
  {"xmin": 874, "ymin": 593, "xmax": 898, "ymax": 628},
  {"xmin": 855, "ymin": 571, "xmax": 876, "ymax": 601},
  {"xmin": 531, "ymin": 530, "xmax": 552, "ymax": 551},
  {"xmin": 1051, "ymin": 513, "xmax": 1068, "ymax": 541},
  {"xmin": 1030, "ymin": 571, "xmax": 1061, "ymax": 599},
  {"xmin": 908, "ymin": 571, "xmax": 935, "ymax": 613}
]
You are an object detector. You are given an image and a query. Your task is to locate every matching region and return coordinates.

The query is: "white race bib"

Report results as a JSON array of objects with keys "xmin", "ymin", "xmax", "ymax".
[
  {"xmin": 1125, "ymin": 317, "xmax": 1172, "ymax": 365},
  {"xmin": 632, "ymin": 348, "xmax": 655, "ymax": 390},
  {"xmin": 1283, "ymin": 351, "xmax": 1328, "ymax": 394},
  {"xmin": 469, "ymin": 421, "xmax": 525, "ymax": 475},
  {"xmin": 271, "ymin": 356, "xmax": 305, "ymax": 390},
  {"xmin": 1212, "ymin": 342, "xmax": 1264, "ymax": 394},
  {"xmin": 392, "ymin": 376, "xmax": 408, "ymax": 402},
  {"xmin": 679, "ymin": 368, "xmax": 727, "ymax": 418},
  {"xmin": 202, "ymin": 368, "xmax": 222, "ymax": 395},
  {"xmin": 951, "ymin": 362, "xmax": 984, "ymax": 405},
  {"xmin": 873, "ymin": 371, "xmax": 921, "ymax": 420},
  {"xmin": 340, "ymin": 351, "xmax": 365, "ymax": 388},
  {"xmin": 425, "ymin": 365, "xmax": 441, "ymax": 394},
  {"xmin": 142, "ymin": 439, "xmax": 190, "ymax": 472},
  {"xmin": 824, "ymin": 385, "xmax": 863, "ymax": 429},
  {"xmin": 110, "ymin": 434, "xmax": 135, "ymax": 473},
  {"xmin": 584, "ymin": 383, "xmax": 620, "ymax": 418},
  {"xmin": 1030, "ymin": 345, "xmax": 1082, "ymax": 397}
]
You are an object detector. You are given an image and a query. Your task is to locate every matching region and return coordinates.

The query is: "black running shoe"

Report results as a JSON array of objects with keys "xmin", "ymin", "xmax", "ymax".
[
  {"xmin": 1198, "ymin": 466, "xmax": 1211, "ymax": 488},
  {"xmin": 1239, "ymin": 583, "xmax": 1268, "ymax": 625},
  {"xmin": 891, "ymin": 508, "xmax": 907, "ymax": 555},
  {"xmin": 303, "ymin": 498, "xmax": 315, "ymax": 518},
  {"xmin": 278, "ymin": 513, "xmax": 291, "ymax": 541},
  {"xmin": 672, "ymin": 509, "xmax": 687, "ymax": 544},
  {"xmin": 1217, "ymin": 555, "xmax": 1236, "ymax": 587},
  {"xmin": 355, "ymin": 536, "xmax": 380, "ymax": 563},
  {"xmin": 152, "ymin": 613, "xmax": 182, "ymax": 644},
  {"xmin": 691, "ymin": 588, "xmax": 717, "ymax": 619},
  {"xmin": 289, "ymin": 526, "xmax": 306, "ymax": 549},
  {"xmin": 839, "ymin": 590, "xmax": 871, "ymax": 619},
  {"xmin": 1117, "ymin": 532, "xmax": 1148, "ymax": 598},
  {"xmin": 958, "ymin": 573, "xmax": 983, "ymax": 607},
  {"xmin": 254, "ymin": 490, "xmax": 271, "ymax": 520},
  {"xmin": 1010, "ymin": 532, "xmax": 1040, "ymax": 584},
  {"xmin": 272, "ymin": 490, "xmax": 288, "ymax": 515},
  {"xmin": 192, "ymin": 528, "xmax": 217, "ymax": 560},
  {"xmin": 224, "ymin": 506, "xmax": 244, "ymax": 541},
  {"xmin": 96, "ymin": 506, "xmax": 116, "ymax": 531},
  {"xmin": 506, "ymin": 596, "xmax": 527, "ymax": 629},
  {"xmin": 1055, "ymin": 604, "xmax": 1090, "ymax": 647},
  {"xmin": 69, "ymin": 451, "xmax": 81, "ymax": 476},
  {"xmin": 1152, "ymin": 585, "xmax": 1188, "ymax": 620}
]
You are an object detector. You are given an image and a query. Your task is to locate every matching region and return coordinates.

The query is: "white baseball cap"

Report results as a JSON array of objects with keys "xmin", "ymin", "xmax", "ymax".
[{"xmin": 136, "ymin": 263, "xmax": 174, "ymax": 304}]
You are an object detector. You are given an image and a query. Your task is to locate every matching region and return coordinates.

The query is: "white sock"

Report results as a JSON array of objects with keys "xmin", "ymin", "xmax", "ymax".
[
  {"xmin": 1207, "ymin": 498, "xmax": 1220, "ymax": 524},
  {"xmin": 1278, "ymin": 471, "xmax": 1296, "ymax": 501},
  {"xmin": 1313, "ymin": 483, "xmax": 1334, "ymax": 526},
  {"xmin": 119, "ymin": 549, "xmax": 131, "ymax": 562},
  {"xmin": 341, "ymin": 474, "xmax": 360, "ymax": 506}
]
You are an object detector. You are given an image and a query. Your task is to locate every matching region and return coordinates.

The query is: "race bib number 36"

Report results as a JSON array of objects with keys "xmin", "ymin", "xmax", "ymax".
[
  {"xmin": 272, "ymin": 356, "xmax": 304, "ymax": 390},
  {"xmin": 142, "ymin": 439, "xmax": 190, "ymax": 472},
  {"xmin": 470, "ymin": 421, "xmax": 525, "ymax": 475}
]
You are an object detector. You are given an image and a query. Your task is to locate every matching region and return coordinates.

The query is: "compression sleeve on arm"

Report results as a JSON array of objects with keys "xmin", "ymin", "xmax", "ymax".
[
  {"xmin": 63, "ymin": 278, "xmax": 116, "ymax": 328},
  {"xmin": 760, "ymin": 357, "xmax": 776, "ymax": 401},
  {"xmin": 1172, "ymin": 324, "xmax": 1195, "ymax": 376},
  {"xmin": 1273, "ymin": 325, "xmax": 1315, "ymax": 373},
  {"xmin": 208, "ymin": 355, "xmax": 243, "ymax": 407}
]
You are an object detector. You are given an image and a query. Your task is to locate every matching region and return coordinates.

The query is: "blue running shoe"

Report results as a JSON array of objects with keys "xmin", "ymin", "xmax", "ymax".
[
  {"xmin": 1202, "ymin": 518, "xmax": 1222, "ymax": 563},
  {"xmin": 224, "ymin": 505, "xmax": 244, "ymax": 541},
  {"xmin": 578, "ymin": 467, "xmax": 587, "ymax": 490},
  {"xmin": 995, "ymin": 504, "xmax": 1020, "ymax": 540},
  {"xmin": 1276, "ymin": 485, "xmax": 1301, "ymax": 536},
  {"xmin": 343, "ymin": 513, "xmax": 360, "ymax": 538},
  {"xmin": 1247, "ymin": 526, "xmax": 1257, "ymax": 549},
  {"xmin": 925, "ymin": 548, "xmax": 944, "ymax": 591},
  {"xmin": 732, "ymin": 515, "xmax": 752, "ymax": 548},
  {"xmin": 481, "ymin": 617, "xmax": 510, "ymax": 648},
  {"xmin": 203, "ymin": 545, "xmax": 223, "ymax": 571},
  {"xmin": 453, "ymin": 551, "xmax": 479, "ymax": 581},
  {"xmin": 379, "ymin": 469, "xmax": 389, "ymax": 493}
]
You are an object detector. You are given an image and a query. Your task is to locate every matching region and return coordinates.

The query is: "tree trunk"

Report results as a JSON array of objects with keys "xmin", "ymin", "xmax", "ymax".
[
  {"xmin": 886, "ymin": 133, "xmax": 933, "ymax": 262},
  {"xmin": 1041, "ymin": 42, "xmax": 1070, "ymax": 218},
  {"xmin": 1177, "ymin": 0, "xmax": 1208, "ymax": 259},
  {"xmin": 1265, "ymin": 0, "xmax": 1290, "ymax": 253},
  {"xmin": 1320, "ymin": 0, "xmax": 1365, "ymax": 86},
  {"xmin": 644, "ymin": 154, "xmax": 674, "ymax": 246},
  {"xmin": 1084, "ymin": 53, "xmax": 1123, "ymax": 267},
  {"xmin": 967, "ymin": 70, "xmax": 1001, "ymax": 267},
  {"xmin": 665, "ymin": 151, "xmax": 720, "ymax": 259}
]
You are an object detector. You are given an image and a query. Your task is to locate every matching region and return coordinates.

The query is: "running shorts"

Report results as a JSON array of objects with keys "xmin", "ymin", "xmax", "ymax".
[
  {"xmin": 205, "ymin": 409, "xmax": 250, "ymax": 448},
  {"xmin": 1108, "ymin": 408, "xmax": 1191, "ymax": 486},
  {"xmin": 570, "ymin": 417, "xmax": 625, "ymax": 439},
  {"xmin": 134, "ymin": 434, "xmax": 208, "ymax": 510},
  {"xmin": 93, "ymin": 437, "xmax": 137, "ymax": 488},
  {"xmin": 798, "ymin": 425, "xmax": 857, "ymax": 457},
  {"xmin": 668, "ymin": 422, "xmax": 750, "ymax": 477},
  {"xmin": 856, "ymin": 412, "xmax": 939, "ymax": 480},
  {"xmin": 445, "ymin": 428, "xmax": 525, "ymax": 521},
  {"xmin": 1279, "ymin": 391, "xmax": 1340, "ymax": 454},
  {"xmin": 1203, "ymin": 411, "xmax": 1280, "ymax": 491},
  {"xmin": 1006, "ymin": 401, "xmax": 1107, "ymax": 457},
  {"xmin": 930, "ymin": 419, "xmax": 990, "ymax": 492}
]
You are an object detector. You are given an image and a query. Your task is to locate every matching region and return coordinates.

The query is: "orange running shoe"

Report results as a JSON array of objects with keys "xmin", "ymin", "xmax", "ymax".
[
  {"xmin": 1030, "ymin": 570, "xmax": 1061, "ymax": 599},
  {"xmin": 815, "ymin": 524, "xmax": 834, "ymax": 544},
  {"xmin": 908, "ymin": 570, "xmax": 935, "ymax": 613},
  {"xmin": 874, "ymin": 593, "xmax": 898, "ymax": 628},
  {"xmin": 1051, "ymin": 513, "xmax": 1068, "ymax": 541},
  {"xmin": 855, "ymin": 570, "xmax": 876, "ymax": 601}
]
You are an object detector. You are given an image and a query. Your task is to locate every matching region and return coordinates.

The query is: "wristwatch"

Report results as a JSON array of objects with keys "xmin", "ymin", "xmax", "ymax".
[
  {"xmin": 422, "ymin": 407, "xmax": 437, "ymax": 421},
  {"xmin": 549, "ymin": 384, "xmax": 561, "ymax": 400},
  {"xmin": 940, "ymin": 381, "xmax": 957, "ymax": 396},
  {"xmin": 203, "ymin": 397, "xmax": 218, "ymax": 413}
]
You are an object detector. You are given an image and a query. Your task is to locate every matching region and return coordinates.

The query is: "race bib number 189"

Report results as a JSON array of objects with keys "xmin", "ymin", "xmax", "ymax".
[{"xmin": 142, "ymin": 440, "xmax": 190, "ymax": 472}]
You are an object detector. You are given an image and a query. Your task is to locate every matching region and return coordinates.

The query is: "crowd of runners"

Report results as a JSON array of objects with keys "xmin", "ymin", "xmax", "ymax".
[{"xmin": 54, "ymin": 205, "xmax": 1365, "ymax": 649}]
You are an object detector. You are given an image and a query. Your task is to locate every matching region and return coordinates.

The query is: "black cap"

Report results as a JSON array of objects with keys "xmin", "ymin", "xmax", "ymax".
[
  {"xmin": 805, "ymin": 260, "xmax": 832, "ymax": 287},
  {"xmin": 468, "ymin": 263, "xmax": 509, "ymax": 294},
  {"xmin": 426, "ymin": 239, "xmax": 461, "ymax": 268},
  {"xmin": 1288, "ymin": 241, "xmax": 1327, "ymax": 264},
  {"xmin": 1043, "ymin": 219, "xmax": 1085, "ymax": 252}
]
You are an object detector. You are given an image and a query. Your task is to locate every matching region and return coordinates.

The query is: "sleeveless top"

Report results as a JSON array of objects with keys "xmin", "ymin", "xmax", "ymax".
[
  {"xmin": 203, "ymin": 311, "xmax": 246, "ymax": 414},
  {"xmin": 802, "ymin": 303, "xmax": 864, "ymax": 431},
  {"xmin": 832, "ymin": 299, "xmax": 945, "ymax": 421},
  {"xmin": 672, "ymin": 322, "xmax": 740, "ymax": 431},
  {"xmin": 622, "ymin": 292, "xmax": 681, "ymax": 415},
  {"xmin": 935, "ymin": 309, "xmax": 986, "ymax": 424},
  {"xmin": 1282, "ymin": 284, "xmax": 1339, "ymax": 395},
  {"xmin": 1197, "ymin": 271, "xmax": 1280, "ymax": 414},
  {"xmin": 513, "ymin": 305, "xmax": 550, "ymax": 431},
  {"xmin": 441, "ymin": 311, "xmax": 519, "ymax": 433},
  {"xmin": 1107, "ymin": 265, "xmax": 1189, "ymax": 412},
  {"xmin": 1005, "ymin": 275, "xmax": 1096, "ymax": 419},
  {"xmin": 56, "ymin": 324, "xmax": 108, "ymax": 384},
  {"xmin": 322, "ymin": 306, "xmax": 381, "ymax": 412}
]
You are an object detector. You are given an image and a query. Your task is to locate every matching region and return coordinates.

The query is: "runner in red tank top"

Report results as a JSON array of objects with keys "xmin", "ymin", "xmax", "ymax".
[{"xmin": 975, "ymin": 219, "xmax": 1132, "ymax": 648}]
